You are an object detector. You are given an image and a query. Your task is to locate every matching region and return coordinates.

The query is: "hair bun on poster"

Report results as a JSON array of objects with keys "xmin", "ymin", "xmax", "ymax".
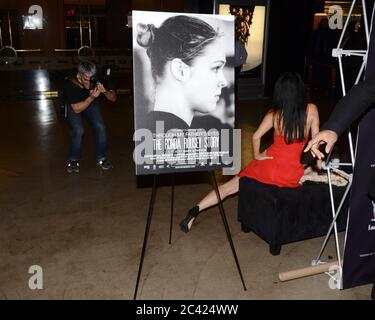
[{"xmin": 136, "ymin": 23, "xmax": 156, "ymax": 48}]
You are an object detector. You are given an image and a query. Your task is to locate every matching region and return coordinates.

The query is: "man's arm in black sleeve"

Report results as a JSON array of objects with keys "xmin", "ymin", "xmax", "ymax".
[{"xmin": 321, "ymin": 73, "xmax": 375, "ymax": 135}]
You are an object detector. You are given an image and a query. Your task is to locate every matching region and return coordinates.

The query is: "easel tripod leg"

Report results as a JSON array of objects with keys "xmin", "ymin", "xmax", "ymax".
[
  {"xmin": 133, "ymin": 175, "xmax": 158, "ymax": 300},
  {"xmin": 169, "ymin": 173, "xmax": 175, "ymax": 245},
  {"xmin": 211, "ymin": 172, "xmax": 247, "ymax": 291}
]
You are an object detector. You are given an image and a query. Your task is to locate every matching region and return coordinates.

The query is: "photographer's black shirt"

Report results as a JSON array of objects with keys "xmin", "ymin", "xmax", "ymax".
[{"xmin": 63, "ymin": 77, "xmax": 90, "ymax": 105}]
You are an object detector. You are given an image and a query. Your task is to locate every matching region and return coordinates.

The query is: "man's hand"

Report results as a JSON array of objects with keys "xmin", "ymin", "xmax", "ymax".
[
  {"xmin": 89, "ymin": 86, "xmax": 101, "ymax": 99},
  {"xmin": 304, "ymin": 130, "xmax": 338, "ymax": 159},
  {"xmin": 97, "ymin": 82, "xmax": 117, "ymax": 103},
  {"xmin": 97, "ymin": 82, "xmax": 107, "ymax": 94}
]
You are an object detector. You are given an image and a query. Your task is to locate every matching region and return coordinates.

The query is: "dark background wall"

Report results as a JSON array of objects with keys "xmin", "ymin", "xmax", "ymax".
[
  {"xmin": 264, "ymin": 0, "xmax": 315, "ymax": 95},
  {"xmin": 131, "ymin": 0, "xmax": 185, "ymax": 11},
  {"xmin": 106, "ymin": 0, "xmax": 131, "ymax": 49}
]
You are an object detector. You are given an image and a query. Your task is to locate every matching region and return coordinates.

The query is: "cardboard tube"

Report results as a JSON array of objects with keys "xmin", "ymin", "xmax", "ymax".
[{"xmin": 279, "ymin": 261, "xmax": 339, "ymax": 282}]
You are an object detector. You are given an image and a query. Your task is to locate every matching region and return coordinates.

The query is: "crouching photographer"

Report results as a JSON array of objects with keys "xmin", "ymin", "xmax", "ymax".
[{"xmin": 62, "ymin": 60, "xmax": 117, "ymax": 173}]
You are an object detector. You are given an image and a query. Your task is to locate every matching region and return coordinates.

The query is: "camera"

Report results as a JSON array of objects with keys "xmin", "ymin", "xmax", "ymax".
[
  {"xmin": 88, "ymin": 66, "xmax": 113, "ymax": 90},
  {"xmin": 89, "ymin": 77, "xmax": 98, "ymax": 90}
]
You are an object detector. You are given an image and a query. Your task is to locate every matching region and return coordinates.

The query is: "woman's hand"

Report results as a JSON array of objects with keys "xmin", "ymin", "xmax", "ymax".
[{"xmin": 255, "ymin": 151, "xmax": 273, "ymax": 161}]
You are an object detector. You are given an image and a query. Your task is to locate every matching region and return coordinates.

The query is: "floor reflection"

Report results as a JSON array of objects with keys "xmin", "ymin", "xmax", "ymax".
[{"xmin": 35, "ymin": 98, "xmax": 55, "ymax": 125}]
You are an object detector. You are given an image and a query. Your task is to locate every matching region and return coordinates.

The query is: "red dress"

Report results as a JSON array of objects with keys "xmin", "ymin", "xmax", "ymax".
[{"xmin": 239, "ymin": 133, "xmax": 306, "ymax": 188}]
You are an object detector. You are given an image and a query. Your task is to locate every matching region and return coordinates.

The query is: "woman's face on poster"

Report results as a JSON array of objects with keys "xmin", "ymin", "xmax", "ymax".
[{"xmin": 183, "ymin": 39, "xmax": 227, "ymax": 114}]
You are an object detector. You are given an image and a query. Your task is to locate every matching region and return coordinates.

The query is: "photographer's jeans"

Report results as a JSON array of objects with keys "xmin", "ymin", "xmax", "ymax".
[{"xmin": 67, "ymin": 100, "xmax": 107, "ymax": 161}]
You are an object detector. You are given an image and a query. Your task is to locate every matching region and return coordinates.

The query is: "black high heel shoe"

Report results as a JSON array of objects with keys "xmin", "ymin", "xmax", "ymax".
[{"xmin": 179, "ymin": 206, "xmax": 200, "ymax": 233}]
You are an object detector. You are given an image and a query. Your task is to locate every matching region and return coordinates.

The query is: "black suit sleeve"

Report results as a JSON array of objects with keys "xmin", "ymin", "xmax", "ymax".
[{"xmin": 321, "ymin": 73, "xmax": 375, "ymax": 135}]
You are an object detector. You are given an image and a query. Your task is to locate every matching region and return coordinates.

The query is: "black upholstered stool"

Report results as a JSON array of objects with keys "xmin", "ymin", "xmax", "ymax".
[{"xmin": 237, "ymin": 177, "xmax": 348, "ymax": 255}]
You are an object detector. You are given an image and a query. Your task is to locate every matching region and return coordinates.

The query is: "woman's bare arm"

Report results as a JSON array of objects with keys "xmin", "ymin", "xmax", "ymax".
[
  {"xmin": 308, "ymin": 103, "xmax": 320, "ymax": 138},
  {"xmin": 252, "ymin": 111, "xmax": 274, "ymax": 160}
]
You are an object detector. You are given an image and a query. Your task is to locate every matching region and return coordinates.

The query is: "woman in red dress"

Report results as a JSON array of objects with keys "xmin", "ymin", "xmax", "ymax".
[{"xmin": 180, "ymin": 72, "xmax": 320, "ymax": 233}]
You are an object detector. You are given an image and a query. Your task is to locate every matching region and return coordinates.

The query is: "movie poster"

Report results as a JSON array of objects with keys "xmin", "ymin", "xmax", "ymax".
[
  {"xmin": 132, "ymin": 11, "xmax": 235, "ymax": 175},
  {"xmin": 219, "ymin": 4, "xmax": 266, "ymax": 77}
]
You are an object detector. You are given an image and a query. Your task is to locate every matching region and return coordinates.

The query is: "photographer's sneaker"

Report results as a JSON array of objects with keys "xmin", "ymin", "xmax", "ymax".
[
  {"xmin": 96, "ymin": 159, "xmax": 113, "ymax": 171},
  {"xmin": 67, "ymin": 160, "xmax": 80, "ymax": 174}
]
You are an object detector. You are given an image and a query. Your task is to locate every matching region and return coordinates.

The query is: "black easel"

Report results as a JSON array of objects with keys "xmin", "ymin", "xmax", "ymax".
[{"xmin": 133, "ymin": 171, "xmax": 247, "ymax": 300}]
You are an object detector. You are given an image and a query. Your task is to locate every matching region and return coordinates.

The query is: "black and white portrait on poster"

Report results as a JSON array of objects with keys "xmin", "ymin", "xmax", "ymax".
[{"xmin": 132, "ymin": 11, "xmax": 235, "ymax": 175}]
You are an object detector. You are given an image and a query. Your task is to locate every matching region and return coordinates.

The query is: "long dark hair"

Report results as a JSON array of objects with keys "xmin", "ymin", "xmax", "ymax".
[
  {"xmin": 272, "ymin": 72, "xmax": 307, "ymax": 144},
  {"xmin": 136, "ymin": 15, "xmax": 219, "ymax": 81}
]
